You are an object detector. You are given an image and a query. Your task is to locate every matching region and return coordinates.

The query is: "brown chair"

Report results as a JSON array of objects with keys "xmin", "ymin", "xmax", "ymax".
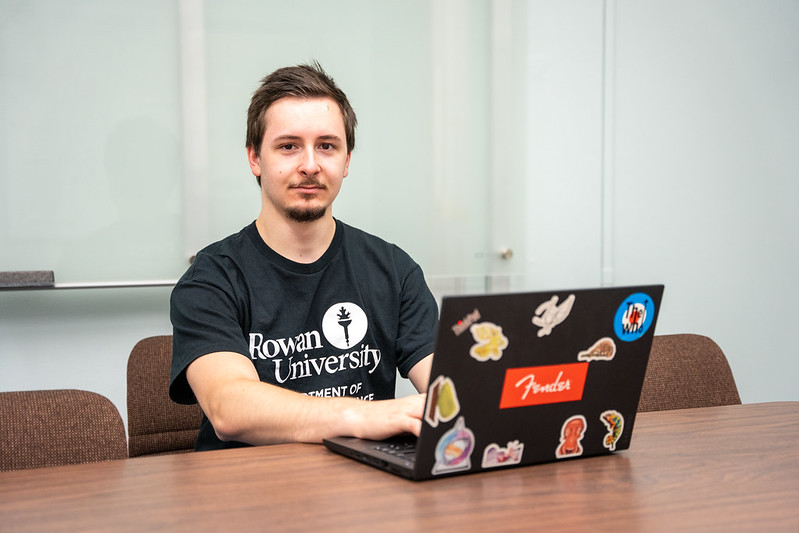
[
  {"xmin": 0, "ymin": 389, "xmax": 128, "ymax": 471},
  {"xmin": 126, "ymin": 335, "xmax": 203, "ymax": 456},
  {"xmin": 638, "ymin": 333, "xmax": 741, "ymax": 412}
]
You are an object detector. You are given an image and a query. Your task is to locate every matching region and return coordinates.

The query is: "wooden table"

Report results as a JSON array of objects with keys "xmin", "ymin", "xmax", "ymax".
[{"xmin": 1, "ymin": 402, "xmax": 797, "ymax": 532}]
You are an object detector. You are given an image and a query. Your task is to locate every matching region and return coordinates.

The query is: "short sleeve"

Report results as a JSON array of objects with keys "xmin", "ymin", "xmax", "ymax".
[
  {"xmin": 169, "ymin": 254, "xmax": 251, "ymax": 404},
  {"xmin": 395, "ymin": 260, "xmax": 439, "ymax": 378}
]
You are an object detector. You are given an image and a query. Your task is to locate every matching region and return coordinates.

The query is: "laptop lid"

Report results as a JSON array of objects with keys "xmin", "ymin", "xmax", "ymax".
[{"xmin": 325, "ymin": 284, "xmax": 664, "ymax": 481}]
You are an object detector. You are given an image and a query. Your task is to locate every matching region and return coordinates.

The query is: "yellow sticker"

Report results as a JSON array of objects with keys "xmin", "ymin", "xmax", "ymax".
[
  {"xmin": 469, "ymin": 322, "xmax": 509, "ymax": 362},
  {"xmin": 425, "ymin": 375, "xmax": 461, "ymax": 428}
]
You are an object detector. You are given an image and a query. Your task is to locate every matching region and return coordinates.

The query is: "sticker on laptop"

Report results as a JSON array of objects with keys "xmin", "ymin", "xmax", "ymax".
[
  {"xmin": 425, "ymin": 375, "xmax": 461, "ymax": 428},
  {"xmin": 577, "ymin": 337, "xmax": 617, "ymax": 362},
  {"xmin": 532, "ymin": 294, "xmax": 576, "ymax": 337},
  {"xmin": 555, "ymin": 415, "xmax": 587, "ymax": 459},
  {"xmin": 600, "ymin": 410, "xmax": 624, "ymax": 451},
  {"xmin": 432, "ymin": 417, "xmax": 475, "ymax": 475},
  {"xmin": 481, "ymin": 440, "xmax": 525, "ymax": 469},
  {"xmin": 614, "ymin": 293, "xmax": 656, "ymax": 342},
  {"xmin": 499, "ymin": 363, "xmax": 588, "ymax": 409},
  {"xmin": 451, "ymin": 308, "xmax": 482, "ymax": 336},
  {"xmin": 469, "ymin": 322, "xmax": 509, "ymax": 362}
]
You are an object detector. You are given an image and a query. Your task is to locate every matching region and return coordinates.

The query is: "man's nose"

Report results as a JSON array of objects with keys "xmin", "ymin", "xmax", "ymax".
[{"xmin": 298, "ymin": 147, "xmax": 321, "ymax": 175}]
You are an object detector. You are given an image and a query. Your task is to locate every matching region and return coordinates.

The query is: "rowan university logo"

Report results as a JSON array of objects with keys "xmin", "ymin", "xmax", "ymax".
[{"xmin": 322, "ymin": 302, "xmax": 368, "ymax": 349}]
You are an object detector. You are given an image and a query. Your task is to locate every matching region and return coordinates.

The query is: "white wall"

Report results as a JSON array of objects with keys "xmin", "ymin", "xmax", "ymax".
[
  {"xmin": 523, "ymin": 0, "xmax": 799, "ymax": 403},
  {"xmin": 610, "ymin": 1, "xmax": 799, "ymax": 403},
  {"xmin": 2, "ymin": 1, "xmax": 797, "ymax": 428}
]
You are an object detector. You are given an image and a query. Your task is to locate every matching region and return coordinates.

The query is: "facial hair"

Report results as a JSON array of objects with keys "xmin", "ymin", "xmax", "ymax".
[
  {"xmin": 285, "ymin": 205, "xmax": 327, "ymax": 223},
  {"xmin": 284, "ymin": 179, "xmax": 328, "ymax": 222}
]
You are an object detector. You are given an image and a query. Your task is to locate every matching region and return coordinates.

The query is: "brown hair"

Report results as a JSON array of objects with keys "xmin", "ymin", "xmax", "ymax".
[{"xmin": 246, "ymin": 61, "xmax": 357, "ymax": 162}]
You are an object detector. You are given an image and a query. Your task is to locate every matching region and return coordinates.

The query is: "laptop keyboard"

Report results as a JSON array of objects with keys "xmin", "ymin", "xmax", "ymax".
[{"xmin": 375, "ymin": 440, "xmax": 417, "ymax": 462}]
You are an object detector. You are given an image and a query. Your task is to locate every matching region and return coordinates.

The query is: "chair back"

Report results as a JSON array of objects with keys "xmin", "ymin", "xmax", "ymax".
[
  {"xmin": 127, "ymin": 335, "xmax": 203, "ymax": 456},
  {"xmin": 639, "ymin": 333, "xmax": 741, "ymax": 412},
  {"xmin": 0, "ymin": 389, "xmax": 128, "ymax": 471}
]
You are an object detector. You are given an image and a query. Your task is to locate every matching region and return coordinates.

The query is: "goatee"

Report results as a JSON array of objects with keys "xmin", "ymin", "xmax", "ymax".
[{"xmin": 285, "ymin": 206, "xmax": 327, "ymax": 223}]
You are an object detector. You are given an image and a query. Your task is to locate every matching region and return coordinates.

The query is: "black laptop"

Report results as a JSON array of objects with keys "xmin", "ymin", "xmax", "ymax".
[{"xmin": 324, "ymin": 284, "xmax": 664, "ymax": 480}]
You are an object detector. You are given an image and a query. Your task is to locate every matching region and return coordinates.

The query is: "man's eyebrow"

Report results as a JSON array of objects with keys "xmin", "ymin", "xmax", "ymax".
[
  {"xmin": 271, "ymin": 134, "xmax": 343, "ymax": 143},
  {"xmin": 271, "ymin": 135, "xmax": 301, "ymax": 143}
]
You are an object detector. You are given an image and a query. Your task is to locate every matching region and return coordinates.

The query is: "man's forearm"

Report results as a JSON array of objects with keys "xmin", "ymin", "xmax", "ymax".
[
  {"xmin": 188, "ymin": 351, "xmax": 427, "ymax": 445},
  {"xmin": 207, "ymin": 381, "xmax": 369, "ymax": 445}
]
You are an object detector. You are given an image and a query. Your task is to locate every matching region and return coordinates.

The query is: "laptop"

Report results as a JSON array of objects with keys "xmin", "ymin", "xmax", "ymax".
[{"xmin": 324, "ymin": 284, "xmax": 664, "ymax": 481}]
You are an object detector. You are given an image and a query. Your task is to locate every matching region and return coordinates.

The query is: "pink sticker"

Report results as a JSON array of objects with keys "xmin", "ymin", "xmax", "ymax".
[{"xmin": 481, "ymin": 440, "xmax": 525, "ymax": 469}]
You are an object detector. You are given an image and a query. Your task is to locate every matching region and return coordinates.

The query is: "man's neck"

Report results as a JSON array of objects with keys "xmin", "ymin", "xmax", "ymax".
[{"xmin": 255, "ymin": 211, "xmax": 336, "ymax": 264}]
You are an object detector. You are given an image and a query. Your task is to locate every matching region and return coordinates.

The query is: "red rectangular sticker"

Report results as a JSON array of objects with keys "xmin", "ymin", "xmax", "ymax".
[{"xmin": 499, "ymin": 362, "xmax": 589, "ymax": 409}]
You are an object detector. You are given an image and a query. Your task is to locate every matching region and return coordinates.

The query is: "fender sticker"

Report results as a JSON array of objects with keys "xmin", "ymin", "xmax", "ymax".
[{"xmin": 499, "ymin": 362, "xmax": 588, "ymax": 409}]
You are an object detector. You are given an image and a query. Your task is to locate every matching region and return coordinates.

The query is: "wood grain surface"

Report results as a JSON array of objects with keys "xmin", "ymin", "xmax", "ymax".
[{"xmin": 1, "ymin": 402, "xmax": 797, "ymax": 532}]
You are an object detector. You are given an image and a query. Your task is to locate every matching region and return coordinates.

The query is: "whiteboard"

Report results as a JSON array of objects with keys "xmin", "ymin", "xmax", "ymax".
[{"xmin": 1, "ymin": 0, "xmax": 512, "ymax": 284}]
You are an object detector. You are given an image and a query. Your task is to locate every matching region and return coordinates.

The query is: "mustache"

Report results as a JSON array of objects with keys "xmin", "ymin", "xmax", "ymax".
[{"xmin": 290, "ymin": 179, "xmax": 325, "ymax": 189}]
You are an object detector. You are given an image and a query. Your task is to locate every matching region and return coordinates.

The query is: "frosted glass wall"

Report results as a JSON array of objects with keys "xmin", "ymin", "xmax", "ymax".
[
  {"xmin": 1, "ymin": 0, "xmax": 513, "ymax": 284},
  {"xmin": 0, "ymin": 1, "xmax": 185, "ymax": 282}
]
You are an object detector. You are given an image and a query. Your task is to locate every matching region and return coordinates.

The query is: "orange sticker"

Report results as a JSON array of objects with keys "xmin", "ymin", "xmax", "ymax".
[
  {"xmin": 556, "ymin": 415, "xmax": 587, "ymax": 459},
  {"xmin": 499, "ymin": 363, "xmax": 589, "ymax": 409}
]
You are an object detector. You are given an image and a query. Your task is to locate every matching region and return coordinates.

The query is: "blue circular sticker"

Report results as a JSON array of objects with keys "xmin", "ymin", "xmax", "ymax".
[{"xmin": 614, "ymin": 293, "xmax": 655, "ymax": 342}]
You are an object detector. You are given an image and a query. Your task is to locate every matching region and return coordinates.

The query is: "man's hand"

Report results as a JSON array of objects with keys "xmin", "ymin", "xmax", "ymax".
[{"xmin": 341, "ymin": 393, "xmax": 427, "ymax": 441}]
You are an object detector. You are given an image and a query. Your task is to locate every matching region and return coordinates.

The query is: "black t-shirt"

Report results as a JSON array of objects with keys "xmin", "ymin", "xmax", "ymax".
[{"xmin": 169, "ymin": 219, "xmax": 438, "ymax": 450}]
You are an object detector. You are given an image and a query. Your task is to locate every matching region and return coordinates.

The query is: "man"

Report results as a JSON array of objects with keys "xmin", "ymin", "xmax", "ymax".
[{"xmin": 169, "ymin": 63, "xmax": 438, "ymax": 451}]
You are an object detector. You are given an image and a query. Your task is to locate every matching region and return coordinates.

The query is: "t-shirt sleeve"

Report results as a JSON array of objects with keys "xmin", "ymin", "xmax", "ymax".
[
  {"xmin": 395, "ymin": 258, "xmax": 439, "ymax": 379},
  {"xmin": 169, "ymin": 254, "xmax": 251, "ymax": 404}
]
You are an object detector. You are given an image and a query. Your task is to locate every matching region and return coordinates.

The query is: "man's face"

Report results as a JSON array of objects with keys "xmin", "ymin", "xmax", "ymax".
[{"xmin": 248, "ymin": 96, "xmax": 351, "ymax": 223}]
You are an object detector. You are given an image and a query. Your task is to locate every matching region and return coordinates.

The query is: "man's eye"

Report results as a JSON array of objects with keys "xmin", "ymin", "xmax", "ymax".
[
  {"xmin": 319, "ymin": 143, "xmax": 335, "ymax": 151},
  {"xmin": 280, "ymin": 144, "xmax": 297, "ymax": 151}
]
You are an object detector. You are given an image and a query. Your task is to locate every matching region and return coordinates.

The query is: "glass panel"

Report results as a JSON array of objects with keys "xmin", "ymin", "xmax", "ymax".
[
  {"xmin": 0, "ymin": 0, "xmax": 184, "ymax": 283},
  {"xmin": 202, "ymin": 0, "xmax": 491, "ymax": 281},
  {"xmin": 1, "ymin": 0, "xmax": 531, "ymax": 289}
]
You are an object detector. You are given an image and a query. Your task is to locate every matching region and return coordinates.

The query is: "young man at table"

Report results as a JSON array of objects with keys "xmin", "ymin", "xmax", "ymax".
[{"xmin": 169, "ymin": 63, "xmax": 438, "ymax": 451}]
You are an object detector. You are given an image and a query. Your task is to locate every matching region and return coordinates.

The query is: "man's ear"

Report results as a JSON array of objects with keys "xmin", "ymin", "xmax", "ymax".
[
  {"xmin": 343, "ymin": 151, "xmax": 352, "ymax": 178},
  {"xmin": 247, "ymin": 145, "xmax": 262, "ymax": 178}
]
